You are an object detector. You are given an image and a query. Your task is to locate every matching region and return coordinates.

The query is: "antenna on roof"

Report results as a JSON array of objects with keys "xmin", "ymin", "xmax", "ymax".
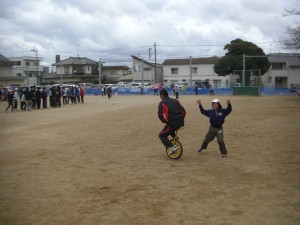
[
  {"xmin": 77, "ymin": 44, "xmax": 79, "ymax": 57},
  {"xmin": 149, "ymin": 48, "xmax": 152, "ymax": 59},
  {"xmin": 206, "ymin": 49, "xmax": 210, "ymax": 56}
]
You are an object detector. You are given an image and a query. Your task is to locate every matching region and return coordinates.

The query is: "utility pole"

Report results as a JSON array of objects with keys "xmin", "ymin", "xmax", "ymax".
[
  {"xmin": 154, "ymin": 42, "xmax": 156, "ymax": 83},
  {"xmin": 242, "ymin": 54, "xmax": 245, "ymax": 86},
  {"xmin": 60, "ymin": 63, "xmax": 63, "ymax": 85},
  {"xmin": 99, "ymin": 58, "xmax": 102, "ymax": 85},
  {"xmin": 31, "ymin": 47, "xmax": 38, "ymax": 86},
  {"xmin": 141, "ymin": 58, "xmax": 144, "ymax": 85},
  {"xmin": 149, "ymin": 48, "xmax": 152, "ymax": 59},
  {"xmin": 189, "ymin": 56, "xmax": 192, "ymax": 88},
  {"xmin": 27, "ymin": 65, "xmax": 29, "ymax": 88}
]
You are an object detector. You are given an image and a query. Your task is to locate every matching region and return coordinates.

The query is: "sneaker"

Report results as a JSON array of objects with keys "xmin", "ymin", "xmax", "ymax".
[
  {"xmin": 198, "ymin": 147, "xmax": 204, "ymax": 153},
  {"xmin": 168, "ymin": 145, "xmax": 179, "ymax": 155}
]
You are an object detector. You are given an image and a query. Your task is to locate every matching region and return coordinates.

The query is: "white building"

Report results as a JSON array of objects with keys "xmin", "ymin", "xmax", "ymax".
[
  {"xmin": 102, "ymin": 65, "xmax": 131, "ymax": 82},
  {"xmin": 9, "ymin": 56, "xmax": 43, "ymax": 87},
  {"xmin": 50, "ymin": 56, "xmax": 99, "ymax": 84},
  {"xmin": 0, "ymin": 54, "xmax": 16, "ymax": 88},
  {"xmin": 131, "ymin": 55, "xmax": 163, "ymax": 83},
  {"xmin": 162, "ymin": 57, "xmax": 230, "ymax": 88},
  {"xmin": 263, "ymin": 53, "xmax": 300, "ymax": 89}
]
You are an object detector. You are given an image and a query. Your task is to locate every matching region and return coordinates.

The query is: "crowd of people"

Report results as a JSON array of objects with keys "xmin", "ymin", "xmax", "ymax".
[{"xmin": 1, "ymin": 85, "xmax": 85, "ymax": 112}]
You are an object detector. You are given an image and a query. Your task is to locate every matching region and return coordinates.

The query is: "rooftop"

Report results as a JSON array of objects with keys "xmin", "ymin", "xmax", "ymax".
[
  {"xmin": 268, "ymin": 53, "xmax": 300, "ymax": 67},
  {"xmin": 52, "ymin": 57, "xmax": 98, "ymax": 66},
  {"xmin": 162, "ymin": 56, "xmax": 220, "ymax": 65}
]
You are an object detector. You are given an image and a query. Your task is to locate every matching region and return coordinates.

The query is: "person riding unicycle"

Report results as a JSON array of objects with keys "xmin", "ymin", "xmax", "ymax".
[{"xmin": 158, "ymin": 89, "xmax": 186, "ymax": 155}]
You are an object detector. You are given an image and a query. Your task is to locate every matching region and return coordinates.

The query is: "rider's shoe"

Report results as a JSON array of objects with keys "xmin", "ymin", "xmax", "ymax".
[
  {"xmin": 168, "ymin": 145, "xmax": 179, "ymax": 155},
  {"xmin": 198, "ymin": 147, "xmax": 204, "ymax": 153}
]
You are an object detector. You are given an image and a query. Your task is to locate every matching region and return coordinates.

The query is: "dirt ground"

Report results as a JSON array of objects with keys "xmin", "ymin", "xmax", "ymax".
[{"xmin": 0, "ymin": 94, "xmax": 299, "ymax": 225}]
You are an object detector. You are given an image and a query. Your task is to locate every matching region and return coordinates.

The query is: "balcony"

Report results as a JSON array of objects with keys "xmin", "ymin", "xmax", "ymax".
[{"xmin": 15, "ymin": 65, "xmax": 44, "ymax": 72}]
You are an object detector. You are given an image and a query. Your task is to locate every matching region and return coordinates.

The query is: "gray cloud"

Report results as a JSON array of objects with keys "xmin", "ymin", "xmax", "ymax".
[{"xmin": 0, "ymin": 0, "xmax": 298, "ymax": 67}]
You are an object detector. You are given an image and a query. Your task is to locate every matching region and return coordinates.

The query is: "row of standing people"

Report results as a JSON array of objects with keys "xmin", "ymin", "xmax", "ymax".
[{"xmin": 5, "ymin": 86, "xmax": 85, "ymax": 112}]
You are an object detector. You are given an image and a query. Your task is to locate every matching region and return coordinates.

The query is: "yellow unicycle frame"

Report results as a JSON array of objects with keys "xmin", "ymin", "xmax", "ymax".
[{"xmin": 166, "ymin": 127, "xmax": 184, "ymax": 159}]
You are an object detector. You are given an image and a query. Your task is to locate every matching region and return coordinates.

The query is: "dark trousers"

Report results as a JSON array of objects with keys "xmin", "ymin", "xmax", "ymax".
[
  {"xmin": 42, "ymin": 98, "xmax": 47, "ymax": 108},
  {"xmin": 49, "ymin": 96, "xmax": 53, "ymax": 107},
  {"xmin": 80, "ymin": 96, "xmax": 84, "ymax": 103},
  {"xmin": 21, "ymin": 101, "xmax": 27, "ymax": 110},
  {"xmin": 63, "ymin": 96, "xmax": 67, "ymax": 104},
  {"xmin": 107, "ymin": 92, "xmax": 111, "ymax": 99},
  {"xmin": 5, "ymin": 100, "xmax": 13, "ymax": 112},
  {"xmin": 201, "ymin": 126, "xmax": 227, "ymax": 155},
  {"xmin": 159, "ymin": 119, "xmax": 184, "ymax": 149},
  {"xmin": 36, "ymin": 99, "xmax": 41, "ymax": 109}
]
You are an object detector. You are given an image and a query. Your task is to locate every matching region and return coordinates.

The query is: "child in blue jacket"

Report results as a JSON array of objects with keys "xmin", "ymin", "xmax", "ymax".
[{"xmin": 196, "ymin": 98, "xmax": 232, "ymax": 158}]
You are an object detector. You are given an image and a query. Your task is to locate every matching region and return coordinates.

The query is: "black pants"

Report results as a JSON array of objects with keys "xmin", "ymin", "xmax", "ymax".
[
  {"xmin": 159, "ymin": 119, "xmax": 184, "ymax": 149},
  {"xmin": 36, "ymin": 99, "xmax": 41, "ymax": 109},
  {"xmin": 42, "ymin": 98, "xmax": 47, "ymax": 108},
  {"xmin": 63, "ymin": 96, "xmax": 67, "ymax": 104},
  {"xmin": 21, "ymin": 101, "xmax": 27, "ymax": 110},
  {"xmin": 5, "ymin": 100, "xmax": 13, "ymax": 112}
]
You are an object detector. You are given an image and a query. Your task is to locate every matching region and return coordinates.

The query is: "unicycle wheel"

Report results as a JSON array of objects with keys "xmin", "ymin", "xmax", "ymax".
[{"xmin": 166, "ymin": 140, "xmax": 183, "ymax": 159}]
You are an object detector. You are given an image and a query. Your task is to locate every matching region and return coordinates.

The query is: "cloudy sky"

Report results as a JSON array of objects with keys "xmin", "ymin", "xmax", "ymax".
[{"xmin": 0, "ymin": 0, "xmax": 299, "ymax": 67}]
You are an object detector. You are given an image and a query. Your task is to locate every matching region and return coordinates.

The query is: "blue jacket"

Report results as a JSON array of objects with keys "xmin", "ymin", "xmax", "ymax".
[{"xmin": 199, "ymin": 103, "xmax": 232, "ymax": 128}]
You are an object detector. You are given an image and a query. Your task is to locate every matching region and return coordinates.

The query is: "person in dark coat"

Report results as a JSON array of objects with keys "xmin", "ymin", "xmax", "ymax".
[
  {"xmin": 42, "ymin": 87, "xmax": 48, "ymax": 108},
  {"xmin": 196, "ymin": 98, "xmax": 232, "ymax": 158},
  {"xmin": 36, "ymin": 87, "xmax": 42, "ymax": 109},
  {"xmin": 158, "ymin": 89, "xmax": 186, "ymax": 155},
  {"xmin": 5, "ymin": 90, "xmax": 14, "ymax": 112}
]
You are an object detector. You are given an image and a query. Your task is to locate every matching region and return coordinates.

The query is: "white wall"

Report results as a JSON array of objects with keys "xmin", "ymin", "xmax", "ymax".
[
  {"xmin": 163, "ymin": 64, "xmax": 230, "ymax": 88},
  {"xmin": 263, "ymin": 66, "xmax": 300, "ymax": 88}
]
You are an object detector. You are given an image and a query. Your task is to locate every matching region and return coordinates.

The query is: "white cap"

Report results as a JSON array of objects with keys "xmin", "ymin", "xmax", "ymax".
[{"xmin": 212, "ymin": 99, "xmax": 220, "ymax": 103}]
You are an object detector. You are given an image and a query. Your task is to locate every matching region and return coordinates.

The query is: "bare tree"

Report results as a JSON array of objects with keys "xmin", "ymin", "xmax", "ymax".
[{"xmin": 282, "ymin": 5, "xmax": 300, "ymax": 50}]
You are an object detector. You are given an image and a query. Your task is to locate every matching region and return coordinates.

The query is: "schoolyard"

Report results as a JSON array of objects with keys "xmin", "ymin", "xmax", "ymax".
[{"xmin": 0, "ymin": 94, "xmax": 299, "ymax": 225}]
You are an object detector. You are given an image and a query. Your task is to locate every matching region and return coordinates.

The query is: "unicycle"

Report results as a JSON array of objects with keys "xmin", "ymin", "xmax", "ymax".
[{"xmin": 166, "ymin": 127, "xmax": 184, "ymax": 159}]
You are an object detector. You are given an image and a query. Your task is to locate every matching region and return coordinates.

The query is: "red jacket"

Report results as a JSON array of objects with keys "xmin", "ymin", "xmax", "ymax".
[{"xmin": 80, "ymin": 87, "xmax": 85, "ymax": 96}]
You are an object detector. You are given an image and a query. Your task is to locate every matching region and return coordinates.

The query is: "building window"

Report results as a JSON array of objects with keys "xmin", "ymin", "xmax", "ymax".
[
  {"xmin": 171, "ymin": 68, "xmax": 178, "ymax": 74},
  {"xmin": 144, "ymin": 68, "xmax": 151, "ymax": 71},
  {"xmin": 272, "ymin": 63, "xmax": 283, "ymax": 70},
  {"xmin": 92, "ymin": 66, "xmax": 98, "ymax": 72},
  {"xmin": 192, "ymin": 67, "xmax": 197, "ymax": 74},
  {"xmin": 16, "ymin": 61, "xmax": 21, "ymax": 66},
  {"xmin": 64, "ymin": 67, "xmax": 69, "ymax": 74},
  {"xmin": 26, "ymin": 62, "xmax": 30, "ymax": 66},
  {"xmin": 73, "ymin": 66, "xmax": 83, "ymax": 74},
  {"xmin": 17, "ymin": 73, "xmax": 22, "ymax": 77},
  {"xmin": 92, "ymin": 66, "xmax": 98, "ymax": 74},
  {"xmin": 214, "ymin": 80, "xmax": 221, "ymax": 88},
  {"xmin": 133, "ymin": 63, "xmax": 140, "ymax": 72}
]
